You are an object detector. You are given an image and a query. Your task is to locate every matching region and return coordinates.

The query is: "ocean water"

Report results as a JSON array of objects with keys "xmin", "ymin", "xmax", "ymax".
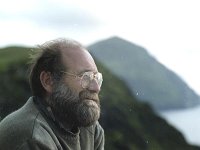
[{"xmin": 160, "ymin": 106, "xmax": 200, "ymax": 146}]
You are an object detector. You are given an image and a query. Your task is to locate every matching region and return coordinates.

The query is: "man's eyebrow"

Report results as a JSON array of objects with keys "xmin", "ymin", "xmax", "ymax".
[{"xmin": 78, "ymin": 69, "xmax": 97, "ymax": 75}]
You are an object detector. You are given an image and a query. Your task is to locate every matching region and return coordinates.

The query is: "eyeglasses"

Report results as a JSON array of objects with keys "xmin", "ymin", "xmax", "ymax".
[{"xmin": 61, "ymin": 71, "xmax": 103, "ymax": 89}]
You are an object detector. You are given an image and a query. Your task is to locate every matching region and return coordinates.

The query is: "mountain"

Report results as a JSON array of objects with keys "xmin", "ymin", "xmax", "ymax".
[
  {"xmin": 88, "ymin": 36, "xmax": 200, "ymax": 111},
  {"xmin": 1, "ymin": 46, "xmax": 200, "ymax": 149}
]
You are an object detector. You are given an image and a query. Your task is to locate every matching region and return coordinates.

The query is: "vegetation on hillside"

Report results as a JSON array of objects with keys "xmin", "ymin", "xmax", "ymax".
[
  {"xmin": 0, "ymin": 46, "xmax": 199, "ymax": 149},
  {"xmin": 0, "ymin": 46, "xmax": 30, "ymax": 71}
]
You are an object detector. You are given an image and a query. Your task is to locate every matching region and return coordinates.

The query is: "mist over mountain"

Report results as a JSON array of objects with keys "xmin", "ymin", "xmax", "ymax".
[{"xmin": 88, "ymin": 36, "xmax": 200, "ymax": 111}]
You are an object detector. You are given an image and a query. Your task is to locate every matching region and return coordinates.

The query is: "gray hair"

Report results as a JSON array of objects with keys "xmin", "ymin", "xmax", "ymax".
[{"xmin": 29, "ymin": 38, "xmax": 85, "ymax": 98}]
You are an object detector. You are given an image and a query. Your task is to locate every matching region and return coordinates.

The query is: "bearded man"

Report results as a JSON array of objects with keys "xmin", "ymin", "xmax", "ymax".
[{"xmin": 0, "ymin": 38, "xmax": 105, "ymax": 150}]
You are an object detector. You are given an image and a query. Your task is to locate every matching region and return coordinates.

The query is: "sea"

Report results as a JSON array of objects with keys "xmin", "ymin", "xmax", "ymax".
[{"xmin": 160, "ymin": 106, "xmax": 200, "ymax": 146}]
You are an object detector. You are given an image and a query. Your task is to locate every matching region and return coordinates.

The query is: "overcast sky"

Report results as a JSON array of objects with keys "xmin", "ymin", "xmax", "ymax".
[{"xmin": 0, "ymin": 0, "xmax": 200, "ymax": 95}]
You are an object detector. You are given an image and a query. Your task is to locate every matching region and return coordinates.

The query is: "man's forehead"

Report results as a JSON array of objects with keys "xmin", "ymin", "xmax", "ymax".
[
  {"xmin": 61, "ymin": 47, "xmax": 84, "ymax": 55},
  {"xmin": 61, "ymin": 47, "xmax": 97, "ymax": 72},
  {"xmin": 61, "ymin": 47, "xmax": 88, "ymax": 61}
]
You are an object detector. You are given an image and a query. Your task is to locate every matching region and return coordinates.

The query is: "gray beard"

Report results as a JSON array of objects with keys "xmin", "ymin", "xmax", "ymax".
[{"xmin": 47, "ymin": 81, "xmax": 100, "ymax": 127}]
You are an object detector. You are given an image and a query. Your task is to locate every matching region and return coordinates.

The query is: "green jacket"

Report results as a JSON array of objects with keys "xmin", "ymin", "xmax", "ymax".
[{"xmin": 0, "ymin": 97, "xmax": 104, "ymax": 150}]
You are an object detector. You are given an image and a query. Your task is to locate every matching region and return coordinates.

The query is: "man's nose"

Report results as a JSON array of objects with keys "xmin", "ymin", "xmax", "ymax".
[{"xmin": 87, "ymin": 79, "xmax": 101, "ymax": 93}]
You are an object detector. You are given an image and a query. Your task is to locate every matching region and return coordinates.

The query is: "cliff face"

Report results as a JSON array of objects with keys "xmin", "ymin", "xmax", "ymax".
[{"xmin": 89, "ymin": 36, "xmax": 200, "ymax": 111}]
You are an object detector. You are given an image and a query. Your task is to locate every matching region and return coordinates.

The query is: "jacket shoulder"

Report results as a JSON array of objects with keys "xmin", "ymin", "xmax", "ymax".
[{"xmin": 0, "ymin": 97, "xmax": 44, "ymax": 149}]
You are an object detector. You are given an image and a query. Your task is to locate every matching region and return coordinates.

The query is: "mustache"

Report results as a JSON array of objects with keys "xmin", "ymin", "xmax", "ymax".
[{"xmin": 79, "ymin": 90, "xmax": 99, "ymax": 103}]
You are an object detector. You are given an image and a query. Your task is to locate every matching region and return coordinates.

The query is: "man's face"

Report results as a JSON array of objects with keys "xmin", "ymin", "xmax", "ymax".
[
  {"xmin": 49, "ymin": 79, "xmax": 100, "ymax": 127},
  {"xmin": 48, "ymin": 48, "xmax": 101, "ymax": 127}
]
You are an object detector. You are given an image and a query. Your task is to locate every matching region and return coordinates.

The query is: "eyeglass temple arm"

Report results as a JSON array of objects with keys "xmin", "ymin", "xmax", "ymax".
[{"xmin": 60, "ymin": 71, "xmax": 78, "ymax": 78}]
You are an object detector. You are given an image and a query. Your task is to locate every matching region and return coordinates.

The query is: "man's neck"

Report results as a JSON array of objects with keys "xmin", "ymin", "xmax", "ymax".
[
  {"xmin": 35, "ymin": 96, "xmax": 79, "ymax": 134},
  {"xmin": 52, "ymin": 110, "xmax": 79, "ymax": 134}
]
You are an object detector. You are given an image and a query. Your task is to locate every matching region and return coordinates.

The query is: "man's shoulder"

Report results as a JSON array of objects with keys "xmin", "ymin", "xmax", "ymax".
[
  {"xmin": 0, "ymin": 97, "xmax": 41, "ymax": 129},
  {"xmin": 0, "ymin": 97, "xmax": 49, "ymax": 149}
]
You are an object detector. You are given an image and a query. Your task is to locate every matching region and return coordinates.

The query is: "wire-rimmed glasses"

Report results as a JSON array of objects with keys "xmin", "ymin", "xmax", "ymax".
[{"xmin": 61, "ymin": 71, "xmax": 103, "ymax": 89}]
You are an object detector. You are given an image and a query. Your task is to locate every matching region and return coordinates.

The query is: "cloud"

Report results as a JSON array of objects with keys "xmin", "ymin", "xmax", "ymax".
[{"xmin": 0, "ymin": 0, "xmax": 102, "ymax": 31}]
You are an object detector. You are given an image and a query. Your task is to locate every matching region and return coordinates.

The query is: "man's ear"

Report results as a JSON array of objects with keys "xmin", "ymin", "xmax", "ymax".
[{"xmin": 40, "ymin": 71, "xmax": 53, "ymax": 94}]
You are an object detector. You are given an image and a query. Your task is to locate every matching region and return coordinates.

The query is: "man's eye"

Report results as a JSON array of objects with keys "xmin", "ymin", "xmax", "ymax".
[
  {"xmin": 89, "ymin": 74, "xmax": 94, "ymax": 80},
  {"xmin": 83, "ymin": 74, "xmax": 91, "ymax": 79}
]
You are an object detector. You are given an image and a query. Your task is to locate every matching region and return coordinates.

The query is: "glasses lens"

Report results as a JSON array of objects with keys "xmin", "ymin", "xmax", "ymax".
[
  {"xmin": 81, "ymin": 73, "xmax": 91, "ymax": 88},
  {"xmin": 95, "ymin": 73, "xmax": 103, "ymax": 87},
  {"xmin": 81, "ymin": 72, "xmax": 103, "ymax": 89}
]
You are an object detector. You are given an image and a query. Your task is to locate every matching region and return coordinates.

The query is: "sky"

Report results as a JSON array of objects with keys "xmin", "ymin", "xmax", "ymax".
[{"xmin": 0, "ymin": 0, "xmax": 200, "ymax": 95}]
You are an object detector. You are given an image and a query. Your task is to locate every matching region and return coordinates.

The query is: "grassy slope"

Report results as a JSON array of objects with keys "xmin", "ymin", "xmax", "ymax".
[{"xmin": 0, "ymin": 46, "xmax": 30, "ymax": 71}]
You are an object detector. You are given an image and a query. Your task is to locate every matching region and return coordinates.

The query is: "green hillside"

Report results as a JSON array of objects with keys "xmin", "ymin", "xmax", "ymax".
[
  {"xmin": 0, "ymin": 46, "xmax": 30, "ymax": 71},
  {"xmin": 89, "ymin": 36, "xmax": 200, "ymax": 110},
  {"xmin": 0, "ymin": 46, "xmax": 199, "ymax": 149}
]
